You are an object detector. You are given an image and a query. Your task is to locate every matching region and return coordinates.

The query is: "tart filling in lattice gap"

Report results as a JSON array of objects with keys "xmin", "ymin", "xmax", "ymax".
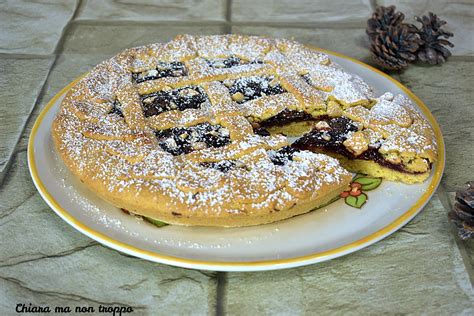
[
  {"xmin": 205, "ymin": 55, "xmax": 263, "ymax": 68},
  {"xmin": 227, "ymin": 76, "xmax": 286, "ymax": 103},
  {"xmin": 141, "ymin": 86, "xmax": 208, "ymax": 117},
  {"xmin": 132, "ymin": 61, "xmax": 187, "ymax": 83},
  {"xmin": 108, "ymin": 100, "xmax": 124, "ymax": 118},
  {"xmin": 155, "ymin": 123, "xmax": 231, "ymax": 156}
]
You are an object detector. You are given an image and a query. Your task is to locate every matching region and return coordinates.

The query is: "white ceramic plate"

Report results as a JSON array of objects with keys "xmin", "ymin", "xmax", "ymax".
[{"xmin": 28, "ymin": 48, "xmax": 445, "ymax": 271}]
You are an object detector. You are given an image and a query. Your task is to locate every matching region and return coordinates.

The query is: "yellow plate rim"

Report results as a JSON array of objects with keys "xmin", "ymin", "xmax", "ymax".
[{"xmin": 27, "ymin": 46, "xmax": 445, "ymax": 271}]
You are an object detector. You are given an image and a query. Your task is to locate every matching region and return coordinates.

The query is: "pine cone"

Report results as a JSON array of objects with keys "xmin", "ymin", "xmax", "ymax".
[
  {"xmin": 367, "ymin": 5, "xmax": 406, "ymax": 41},
  {"xmin": 448, "ymin": 181, "xmax": 474, "ymax": 240},
  {"xmin": 370, "ymin": 24, "xmax": 422, "ymax": 70},
  {"xmin": 416, "ymin": 12, "xmax": 454, "ymax": 64}
]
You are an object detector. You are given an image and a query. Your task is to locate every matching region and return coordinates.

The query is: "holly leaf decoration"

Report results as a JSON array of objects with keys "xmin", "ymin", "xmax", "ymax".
[
  {"xmin": 144, "ymin": 216, "xmax": 168, "ymax": 227},
  {"xmin": 345, "ymin": 193, "xmax": 368, "ymax": 208},
  {"xmin": 353, "ymin": 173, "xmax": 368, "ymax": 181},
  {"xmin": 354, "ymin": 176, "xmax": 382, "ymax": 191}
]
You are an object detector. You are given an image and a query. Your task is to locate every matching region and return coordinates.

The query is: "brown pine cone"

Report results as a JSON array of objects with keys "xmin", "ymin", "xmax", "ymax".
[
  {"xmin": 416, "ymin": 12, "xmax": 454, "ymax": 64},
  {"xmin": 367, "ymin": 5, "xmax": 406, "ymax": 41},
  {"xmin": 370, "ymin": 24, "xmax": 422, "ymax": 70},
  {"xmin": 448, "ymin": 181, "xmax": 474, "ymax": 240}
]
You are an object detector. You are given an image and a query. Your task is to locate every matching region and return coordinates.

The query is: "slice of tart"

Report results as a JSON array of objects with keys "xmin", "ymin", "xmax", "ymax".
[{"xmin": 283, "ymin": 93, "xmax": 437, "ymax": 184}]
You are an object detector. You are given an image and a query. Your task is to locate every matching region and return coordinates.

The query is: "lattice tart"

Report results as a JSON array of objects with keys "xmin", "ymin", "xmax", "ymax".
[{"xmin": 52, "ymin": 35, "xmax": 437, "ymax": 227}]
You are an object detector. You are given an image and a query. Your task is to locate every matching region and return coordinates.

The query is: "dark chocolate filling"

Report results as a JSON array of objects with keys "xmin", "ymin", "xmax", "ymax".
[
  {"xmin": 201, "ymin": 160, "xmax": 236, "ymax": 172},
  {"xmin": 259, "ymin": 109, "xmax": 315, "ymax": 127},
  {"xmin": 132, "ymin": 61, "xmax": 187, "ymax": 83},
  {"xmin": 141, "ymin": 86, "xmax": 207, "ymax": 117},
  {"xmin": 300, "ymin": 73, "xmax": 312, "ymax": 85},
  {"xmin": 108, "ymin": 100, "xmax": 124, "ymax": 118},
  {"xmin": 291, "ymin": 117, "xmax": 426, "ymax": 174},
  {"xmin": 251, "ymin": 109, "xmax": 318, "ymax": 137},
  {"xmin": 268, "ymin": 146, "xmax": 299, "ymax": 165},
  {"xmin": 253, "ymin": 127, "xmax": 271, "ymax": 136},
  {"xmin": 155, "ymin": 123, "xmax": 230, "ymax": 156},
  {"xmin": 228, "ymin": 76, "xmax": 285, "ymax": 103},
  {"xmin": 206, "ymin": 56, "xmax": 263, "ymax": 68}
]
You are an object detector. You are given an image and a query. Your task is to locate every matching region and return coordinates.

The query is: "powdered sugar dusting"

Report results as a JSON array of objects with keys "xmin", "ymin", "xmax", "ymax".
[{"xmin": 52, "ymin": 34, "xmax": 437, "ymax": 224}]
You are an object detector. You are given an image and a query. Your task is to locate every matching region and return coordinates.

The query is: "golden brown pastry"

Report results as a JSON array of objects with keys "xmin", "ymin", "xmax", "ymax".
[{"xmin": 52, "ymin": 35, "xmax": 437, "ymax": 227}]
